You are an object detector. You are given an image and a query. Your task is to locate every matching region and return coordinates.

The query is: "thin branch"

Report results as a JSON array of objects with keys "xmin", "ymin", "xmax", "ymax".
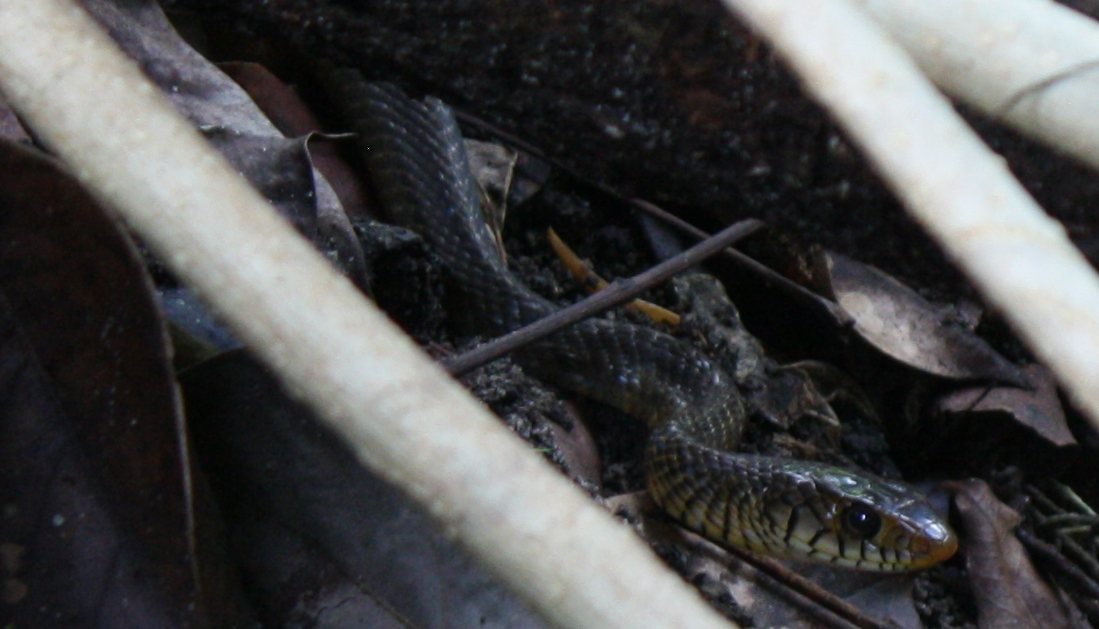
[
  {"xmin": 1017, "ymin": 528, "xmax": 1099, "ymax": 611},
  {"xmin": 0, "ymin": 2, "xmax": 738, "ymax": 629},
  {"xmin": 443, "ymin": 218, "xmax": 763, "ymax": 376},
  {"xmin": 646, "ymin": 514, "xmax": 891, "ymax": 629},
  {"xmin": 629, "ymin": 198, "xmax": 856, "ymax": 327},
  {"xmin": 722, "ymin": 546, "xmax": 895, "ymax": 629}
]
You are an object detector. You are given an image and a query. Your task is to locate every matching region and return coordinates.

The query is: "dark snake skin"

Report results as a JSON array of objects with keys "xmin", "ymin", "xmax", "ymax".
[{"xmin": 339, "ymin": 79, "xmax": 957, "ymax": 571}]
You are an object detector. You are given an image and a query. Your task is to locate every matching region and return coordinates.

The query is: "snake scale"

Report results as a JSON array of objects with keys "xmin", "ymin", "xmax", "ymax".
[{"xmin": 338, "ymin": 78, "xmax": 957, "ymax": 571}]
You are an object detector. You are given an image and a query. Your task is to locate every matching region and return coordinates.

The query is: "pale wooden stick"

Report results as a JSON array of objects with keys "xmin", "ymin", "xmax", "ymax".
[
  {"xmin": 719, "ymin": 0, "xmax": 1099, "ymax": 427},
  {"xmin": 861, "ymin": 0, "xmax": 1099, "ymax": 171},
  {"xmin": 0, "ymin": 1, "xmax": 736, "ymax": 628}
]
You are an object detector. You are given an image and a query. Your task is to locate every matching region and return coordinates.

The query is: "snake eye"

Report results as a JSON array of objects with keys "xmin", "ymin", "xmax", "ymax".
[{"xmin": 842, "ymin": 503, "xmax": 882, "ymax": 539}]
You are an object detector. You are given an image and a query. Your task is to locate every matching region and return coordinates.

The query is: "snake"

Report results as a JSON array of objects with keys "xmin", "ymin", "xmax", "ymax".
[{"xmin": 337, "ymin": 78, "xmax": 958, "ymax": 572}]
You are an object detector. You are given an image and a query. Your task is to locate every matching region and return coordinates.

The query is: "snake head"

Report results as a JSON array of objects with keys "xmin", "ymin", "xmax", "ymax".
[
  {"xmin": 763, "ymin": 465, "xmax": 958, "ymax": 571},
  {"xmin": 646, "ymin": 444, "xmax": 957, "ymax": 571}
]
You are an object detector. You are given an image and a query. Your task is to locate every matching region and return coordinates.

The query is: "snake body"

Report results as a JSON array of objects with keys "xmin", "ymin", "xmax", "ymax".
[{"xmin": 345, "ymin": 80, "xmax": 957, "ymax": 571}]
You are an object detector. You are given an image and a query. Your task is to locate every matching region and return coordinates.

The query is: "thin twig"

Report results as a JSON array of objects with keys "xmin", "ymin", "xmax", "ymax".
[
  {"xmin": 651, "ymin": 512, "xmax": 897, "ymax": 629},
  {"xmin": 629, "ymin": 198, "xmax": 856, "ymax": 327},
  {"xmin": 442, "ymin": 218, "xmax": 763, "ymax": 376},
  {"xmin": 1017, "ymin": 528, "xmax": 1099, "ymax": 609},
  {"xmin": 631, "ymin": 503, "xmax": 884, "ymax": 629},
  {"xmin": 455, "ymin": 109, "xmax": 551, "ymax": 163},
  {"xmin": 721, "ymin": 546, "xmax": 899, "ymax": 629},
  {"xmin": 1025, "ymin": 482, "xmax": 1099, "ymax": 583}
]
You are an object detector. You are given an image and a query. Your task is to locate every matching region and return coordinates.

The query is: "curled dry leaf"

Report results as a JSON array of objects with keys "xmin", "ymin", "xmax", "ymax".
[
  {"xmin": 467, "ymin": 139, "xmax": 519, "ymax": 211},
  {"xmin": 217, "ymin": 61, "xmax": 373, "ymax": 221},
  {"xmin": 81, "ymin": 0, "xmax": 366, "ymax": 281},
  {"xmin": 820, "ymin": 252, "xmax": 1027, "ymax": 386},
  {"xmin": 77, "ymin": 0, "xmax": 378, "ymax": 350}
]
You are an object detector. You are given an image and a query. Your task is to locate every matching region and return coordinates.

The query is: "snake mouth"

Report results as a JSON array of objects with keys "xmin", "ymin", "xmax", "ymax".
[{"xmin": 907, "ymin": 520, "xmax": 959, "ymax": 568}]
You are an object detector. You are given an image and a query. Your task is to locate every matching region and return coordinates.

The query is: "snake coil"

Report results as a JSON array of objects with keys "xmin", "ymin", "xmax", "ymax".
[{"xmin": 339, "ymin": 79, "xmax": 956, "ymax": 571}]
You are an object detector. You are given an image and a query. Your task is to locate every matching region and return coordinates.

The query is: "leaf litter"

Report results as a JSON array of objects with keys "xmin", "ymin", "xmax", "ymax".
[{"xmin": 3, "ymin": 1, "xmax": 1099, "ymax": 628}]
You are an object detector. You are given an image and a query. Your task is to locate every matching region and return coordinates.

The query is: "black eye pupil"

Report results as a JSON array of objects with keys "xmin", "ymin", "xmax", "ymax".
[{"xmin": 843, "ymin": 505, "xmax": 882, "ymax": 538}]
